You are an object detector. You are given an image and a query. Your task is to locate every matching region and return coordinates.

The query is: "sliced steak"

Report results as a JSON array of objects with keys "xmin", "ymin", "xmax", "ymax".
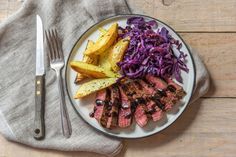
[
  {"xmin": 121, "ymin": 82, "xmax": 137, "ymax": 98},
  {"xmin": 138, "ymin": 79, "xmax": 155, "ymax": 96},
  {"xmin": 146, "ymin": 100, "xmax": 164, "ymax": 121},
  {"xmin": 164, "ymin": 78, "xmax": 186, "ymax": 110},
  {"xmin": 137, "ymin": 79, "xmax": 166, "ymax": 121},
  {"xmin": 145, "ymin": 75, "xmax": 179, "ymax": 111},
  {"xmin": 166, "ymin": 78, "xmax": 186, "ymax": 99},
  {"xmin": 118, "ymin": 85, "xmax": 132, "ymax": 128},
  {"xmin": 138, "ymin": 79, "xmax": 170, "ymax": 110},
  {"xmin": 106, "ymin": 85, "xmax": 120, "ymax": 129},
  {"xmin": 163, "ymin": 90, "xmax": 179, "ymax": 110},
  {"xmin": 93, "ymin": 89, "xmax": 107, "ymax": 120},
  {"xmin": 93, "ymin": 89, "xmax": 110, "ymax": 127},
  {"xmin": 134, "ymin": 105, "xmax": 149, "ymax": 127},
  {"xmin": 126, "ymin": 81, "xmax": 145, "ymax": 99},
  {"xmin": 131, "ymin": 81, "xmax": 149, "ymax": 127},
  {"xmin": 145, "ymin": 75, "xmax": 168, "ymax": 90}
]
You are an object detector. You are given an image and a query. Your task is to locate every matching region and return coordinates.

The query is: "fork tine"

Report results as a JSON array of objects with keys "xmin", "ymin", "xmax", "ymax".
[
  {"xmin": 51, "ymin": 29, "xmax": 60, "ymax": 60},
  {"xmin": 45, "ymin": 30, "xmax": 53, "ymax": 61},
  {"xmin": 54, "ymin": 29, "xmax": 61, "ymax": 59},
  {"xmin": 45, "ymin": 29, "xmax": 64, "ymax": 63},
  {"xmin": 47, "ymin": 30, "xmax": 55, "ymax": 61},
  {"xmin": 54, "ymin": 30, "xmax": 64, "ymax": 60},
  {"xmin": 49, "ymin": 30, "xmax": 57, "ymax": 60}
]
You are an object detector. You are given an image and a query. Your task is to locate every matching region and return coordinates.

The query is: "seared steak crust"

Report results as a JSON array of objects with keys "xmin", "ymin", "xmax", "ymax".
[{"xmin": 106, "ymin": 85, "xmax": 120, "ymax": 129}]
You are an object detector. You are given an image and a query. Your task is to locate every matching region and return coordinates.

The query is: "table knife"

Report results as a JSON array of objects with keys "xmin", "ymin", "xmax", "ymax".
[{"xmin": 33, "ymin": 15, "xmax": 45, "ymax": 140}]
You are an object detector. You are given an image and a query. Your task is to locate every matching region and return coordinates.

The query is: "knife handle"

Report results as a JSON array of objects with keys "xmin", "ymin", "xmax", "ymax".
[{"xmin": 34, "ymin": 76, "xmax": 45, "ymax": 140}]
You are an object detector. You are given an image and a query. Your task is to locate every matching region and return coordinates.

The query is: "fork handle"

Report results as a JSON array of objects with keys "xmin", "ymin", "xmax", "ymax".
[
  {"xmin": 34, "ymin": 75, "xmax": 45, "ymax": 140},
  {"xmin": 57, "ymin": 70, "xmax": 72, "ymax": 138}
]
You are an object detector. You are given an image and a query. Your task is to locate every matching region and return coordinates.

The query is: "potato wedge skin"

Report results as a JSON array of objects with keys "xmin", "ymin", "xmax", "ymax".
[
  {"xmin": 70, "ymin": 61, "xmax": 118, "ymax": 78},
  {"xmin": 75, "ymin": 40, "xmax": 98, "ymax": 83},
  {"xmin": 74, "ymin": 78, "xmax": 117, "ymax": 98},
  {"xmin": 109, "ymin": 37, "xmax": 130, "ymax": 72},
  {"xmin": 75, "ymin": 73, "xmax": 85, "ymax": 83},
  {"xmin": 75, "ymin": 54, "xmax": 98, "ymax": 82},
  {"xmin": 83, "ymin": 40, "xmax": 98, "ymax": 65},
  {"xmin": 85, "ymin": 23, "xmax": 118, "ymax": 55},
  {"xmin": 98, "ymin": 47, "xmax": 112, "ymax": 70}
]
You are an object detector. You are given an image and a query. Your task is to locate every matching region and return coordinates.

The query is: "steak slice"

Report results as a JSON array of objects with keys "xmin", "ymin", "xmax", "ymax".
[
  {"xmin": 146, "ymin": 100, "xmax": 164, "ymax": 121},
  {"xmin": 166, "ymin": 78, "xmax": 186, "ymax": 99},
  {"xmin": 136, "ymin": 79, "xmax": 165, "ymax": 121},
  {"xmin": 145, "ymin": 75, "xmax": 177, "ymax": 111},
  {"xmin": 134, "ymin": 105, "xmax": 149, "ymax": 127},
  {"xmin": 131, "ymin": 81, "xmax": 149, "ymax": 127},
  {"xmin": 106, "ymin": 85, "xmax": 120, "ymax": 129},
  {"xmin": 145, "ymin": 75, "xmax": 167, "ymax": 90},
  {"xmin": 138, "ymin": 79, "xmax": 155, "ymax": 96},
  {"xmin": 164, "ymin": 78, "xmax": 186, "ymax": 110},
  {"xmin": 93, "ymin": 89, "xmax": 107, "ymax": 120},
  {"xmin": 121, "ymin": 82, "xmax": 137, "ymax": 98},
  {"xmin": 118, "ymin": 85, "xmax": 132, "ymax": 128},
  {"xmin": 93, "ymin": 89, "xmax": 110, "ymax": 127}
]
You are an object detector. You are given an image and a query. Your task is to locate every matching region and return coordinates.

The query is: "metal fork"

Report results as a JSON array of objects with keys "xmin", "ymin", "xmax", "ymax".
[{"xmin": 45, "ymin": 29, "xmax": 72, "ymax": 138}]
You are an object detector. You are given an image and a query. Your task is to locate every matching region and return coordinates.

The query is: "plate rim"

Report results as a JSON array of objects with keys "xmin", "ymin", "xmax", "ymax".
[{"xmin": 65, "ymin": 13, "xmax": 196, "ymax": 139}]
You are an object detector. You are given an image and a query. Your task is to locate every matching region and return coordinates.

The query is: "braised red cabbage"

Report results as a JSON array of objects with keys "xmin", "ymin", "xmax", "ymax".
[{"xmin": 118, "ymin": 17, "xmax": 189, "ymax": 83}]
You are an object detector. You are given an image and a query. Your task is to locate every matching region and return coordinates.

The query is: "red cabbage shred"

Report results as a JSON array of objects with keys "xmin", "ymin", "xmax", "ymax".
[{"xmin": 118, "ymin": 17, "xmax": 189, "ymax": 83}]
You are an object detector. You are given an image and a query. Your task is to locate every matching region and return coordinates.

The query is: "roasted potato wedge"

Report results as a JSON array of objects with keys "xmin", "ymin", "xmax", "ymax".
[
  {"xmin": 97, "ymin": 28, "xmax": 112, "ymax": 70},
  {"xmin": 75, "ymin": 73, "xmax": 85, "ymax": 84},
  {"xmin": 75, "ymin": 40, "xmax": 98, "ymax": 83},
  {"xmin": 84, "ymin": 23, "xmax": 118, "ymax": 55},
  {"xmin": 75, "ymin": 29, "xmax": 109, "ymax": 83},
  {"xmin": 74, "ymin": 78, "xmax": 117, "ymax": 98},
  {"xmin": 70, "ymin": 61, "xmax": 118, "ymax": 78},
  {"xmin": 109, "ymin": 37, "xmax": 130, "ymax": 72},
  {"xmin": 98, "ymin": 47, "xmax": 112, "ymax": 70}
]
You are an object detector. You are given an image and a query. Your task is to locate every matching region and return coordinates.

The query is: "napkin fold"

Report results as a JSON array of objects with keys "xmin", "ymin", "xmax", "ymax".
[{"xmin": 0, "ymin": 0, "xmax": 209, "ymax": 156}]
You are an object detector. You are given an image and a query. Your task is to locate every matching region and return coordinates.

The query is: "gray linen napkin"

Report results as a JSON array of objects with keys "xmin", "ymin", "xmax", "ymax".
[{"xmin": 0, "ymin": 0, "xmax": 209, "ymax": 156}]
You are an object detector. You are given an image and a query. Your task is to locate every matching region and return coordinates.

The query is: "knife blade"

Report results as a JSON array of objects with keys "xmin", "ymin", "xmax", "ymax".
[
  {"xmin": 34, "ymin": 15, "xmax": 45, "ymax": 140},
  {"xmin": 36, "ymin": 15, "xmax": 45, "ymax": 76}
]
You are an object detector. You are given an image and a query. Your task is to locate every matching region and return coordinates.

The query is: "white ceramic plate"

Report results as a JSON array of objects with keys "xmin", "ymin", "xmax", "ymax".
[{"xmin": 65, "ymin": 14, "xmax": 196, "ymax": 138}]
